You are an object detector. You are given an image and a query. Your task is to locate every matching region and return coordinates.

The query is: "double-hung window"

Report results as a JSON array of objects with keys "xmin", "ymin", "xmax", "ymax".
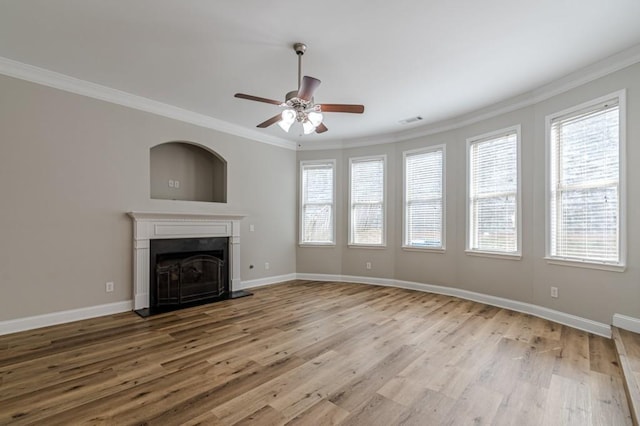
[
  {"xmin": 467, "ymin": 126, "xmax": 521, "ymax": 257},
  {"xmin": 403, "ymin": 146, "xmax": 445, "ymax": 250},
  {"xmin": 547, "ymin": 92, "xmax": 625, "ymax": 270},
  {"xmin": 349, "ymin": 155, "xmax": 386, "ymax": 246},
  {"xmin": 300, "ymin": 160, "xmax": 335, "ymax": 245}
]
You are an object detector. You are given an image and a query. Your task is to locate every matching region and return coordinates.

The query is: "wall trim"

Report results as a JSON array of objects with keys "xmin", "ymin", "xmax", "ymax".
[
  {"xmin": 613, "ymin": 314, "xmax": 640, "ymax": 334},
  {"xmin": 1, "ymin": 44, "xmax": 639, "ymax": 153},
  {"xmin": 0, "ymin": 300, "xmax": 133, "ymax": 336},
  {"xmin": 296, "ymin": 273, "xmax": 612, "ymax": 338},
  {"xmin": 239, "ymin": 273, "xmax": 298, "ymax": 290},
  {"xmin": 299, "ymin": 43, "xmax": 640, "ymax": 151},
  {"xmin": 0, "ymin": 56, "xmax": 296, "ymax": 151},
  {"xmin": 0, "ymin": 274, "xmax": 615, "ymax": 337}
]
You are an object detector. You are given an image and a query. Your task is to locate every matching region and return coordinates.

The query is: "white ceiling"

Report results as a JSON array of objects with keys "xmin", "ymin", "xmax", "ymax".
[{"xmin": 1, "ymin": 1, "xmax": 640, "ymax": 148}]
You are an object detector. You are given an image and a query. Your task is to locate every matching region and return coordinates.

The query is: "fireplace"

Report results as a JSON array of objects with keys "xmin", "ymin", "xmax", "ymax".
[
  {"xmin": 128, "ymin": 212, "xmax": 248, "ymax": 315},
  {"xmin": 150, "ymin": 237, "xmax": 229, "ymax": 313}
]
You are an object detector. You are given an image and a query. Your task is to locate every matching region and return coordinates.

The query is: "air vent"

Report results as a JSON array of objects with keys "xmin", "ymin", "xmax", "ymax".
[{"xmin": 398, "ymin": 116, "xmax": 423, "ymax": 125}]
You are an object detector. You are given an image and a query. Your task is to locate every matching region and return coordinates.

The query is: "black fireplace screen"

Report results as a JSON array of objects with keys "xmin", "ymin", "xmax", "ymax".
[
  {"xmin": 149, "ymin": 237, "xmax": 229, "ymax": 310},
  {"xmin": 156, "ymin": 254, "xmax": 225, "ymax": 306}
]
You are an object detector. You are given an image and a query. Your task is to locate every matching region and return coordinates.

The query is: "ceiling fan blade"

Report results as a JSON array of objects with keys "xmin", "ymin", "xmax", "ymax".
[
  {"xmin": 315, "ymin": 123, "xmax": 328, "ymax": 134},
  {"xmin": 235, "ymin": 93, "xmax": 283, "ymax": 106},
  {"xmin": 297, "ymin": 76, "xmax": 321, "ymax": 101},
  {"xmin": 256, "ymin": 114, "xmax": 282, "ymax": 128},
  {"xmin": 318, "ymin": 104, "xmax": 365, "ymax": 114}
]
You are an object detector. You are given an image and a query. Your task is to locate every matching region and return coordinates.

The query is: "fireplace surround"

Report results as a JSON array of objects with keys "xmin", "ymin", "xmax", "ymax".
[{"xmin": 128, "ymin": 212, "xmax": 246, "ymax": 313}]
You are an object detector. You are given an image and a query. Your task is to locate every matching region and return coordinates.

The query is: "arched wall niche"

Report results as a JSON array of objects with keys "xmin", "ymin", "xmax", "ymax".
[{"xmin": 150, "ymin": 141, "xmax": 227, "ymax": 203}]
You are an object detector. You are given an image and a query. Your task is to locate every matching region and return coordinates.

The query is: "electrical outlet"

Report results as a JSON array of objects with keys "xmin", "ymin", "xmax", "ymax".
[
  {"xmin": 265, "ymin": 262, "xmax": 270, "ymax": 270},
  {"xmin": 174, "ymin": 180, "xmax": 180, "ymax": 189},
  {"xmin": 168, "ymin": 179, "xmax": 174, "ymax": 188},
  {"xmin": 550, "ymin": 286, "xmax": 558, "ymax": 298},
  {"xmin": 106, "ymin": 281, "xmax": 114, "ymax": 293},
  {"xmin": 366, "ymin": 262, "xmax": 372, "ymax": 270}
]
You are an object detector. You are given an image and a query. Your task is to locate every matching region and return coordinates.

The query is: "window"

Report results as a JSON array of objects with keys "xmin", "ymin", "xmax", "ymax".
[
  {"xmin": 349, "ymin": 155, "xmax": 386, "ymax": 246},
  {"xmin": 467, "ymin": 126, "xmax": 521, "ymax": 257},
  {"xmin": 547, "ymin": 92, "xmax": 625, "ymax": 270},
  {"xmin": 300, "ymin": 160, "xmax": 335, "ymax": 245},
  {"xmin": 403, "ymin": 146, "xmax": 445, "ymax": 249}
]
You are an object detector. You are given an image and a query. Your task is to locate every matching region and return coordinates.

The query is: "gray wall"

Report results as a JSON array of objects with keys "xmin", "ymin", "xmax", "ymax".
[
  {"xmin": 0, "ymin": 74, "xmax": 296, "ymax": 321},
  {"xmin": 298, "ymin": 62, "xmax": 640, "ymax": 325}
]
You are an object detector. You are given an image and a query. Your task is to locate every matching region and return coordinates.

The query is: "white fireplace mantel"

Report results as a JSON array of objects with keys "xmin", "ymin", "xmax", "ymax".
[{"xmin": 127, "ymin": 211, "xmax": 246, "ymax": 310}]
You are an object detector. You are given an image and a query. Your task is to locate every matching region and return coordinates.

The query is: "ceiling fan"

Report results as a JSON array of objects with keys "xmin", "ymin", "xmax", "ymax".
[{"xmin": 234, "ymin": 43, "xmax": 364, "ymax": 135}]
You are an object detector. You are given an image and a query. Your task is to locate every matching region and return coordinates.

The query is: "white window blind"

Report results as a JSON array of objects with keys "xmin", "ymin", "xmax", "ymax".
[
  {"xmin": 468, "ymin": 131, "xmax": 519, "ymax": 254},
  {"xmin": 549, "ymin": 101, "xmax": 620, "ymax": 264},
  {"xmin": 350, "ymin": 156, "xmax": 385, "ymax": 245},
  {"xmin": 404, "ymin": 147, "xmax": 444, "ymax": 248},
  {"xmin": 300, "ymin": 161, "xmax": 335, "ymax": 244}
]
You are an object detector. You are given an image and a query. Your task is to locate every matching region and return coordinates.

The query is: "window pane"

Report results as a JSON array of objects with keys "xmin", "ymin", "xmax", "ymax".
[
  {"xmin": 473, "ymin": 195, "xmax": 517, "ymax": 252},
  {"xmin": 559, "ymin": 108, "xmax": 619, "ymax": 186},
  {"xmin": 549, "ymin": 101, "xmax": 620, "ymax": 263},
  {"xmin": 303, "ymin": 165, "xmax": 333, "ymax": 204},
  {"xmin": 468, "ymin": 132, "xmax": 518, "ymax": 253},
  {"xmin": 352, "ymin": 160, "xmax": 384, "ymax": 203},
  {"xmin": 350, "ymin": 157, "xmax": 385, "ymax": 245},
  {"xmin": 471, "ymin": 136, "xmax": 517, "ymax": 196},
  {"xmin": 407, "ymin": 200, "xmax": 442, "ymax": 247},
  {"xmin": 405, "ymin": 148, "xmax": 444, "ymax": 248},
  {"xmin": 301, "ymin": 161, "xmax": 334, "ymax": 244},
  {"xmin": 352, "ymin": 204, "xmax": 383, "ymax": 245},
  {"xmin": 302, "ymin": 204, "xmax": 333, "ymax": 243}
]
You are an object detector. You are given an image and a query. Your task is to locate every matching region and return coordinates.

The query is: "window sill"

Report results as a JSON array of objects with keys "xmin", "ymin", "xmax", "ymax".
[
  {"xmin": 544, "ymin": 257, "xmax": 626, "ymax": 272},
  {"xmin": 402, "ymin": 246, "xmax": 446, "ymax": 253},
  {"xmin": 299, "ymin": 242, "xmax": 336, "ymax": 248},
  {"xmin": 348, "ymin": 244, "xmax": 387, "ymax": 249},
  {"xmin": 465, "ymin": 250, "xmax": 522, "ymax": 260}
]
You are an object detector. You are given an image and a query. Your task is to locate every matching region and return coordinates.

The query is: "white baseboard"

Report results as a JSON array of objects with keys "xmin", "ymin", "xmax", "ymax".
[
  {"xmin": 239, "ymin": 273, "xmax": 298, "ymax": 290},
  {"xmin": 0, "ymin": 300, "xmax": 133, "ymax": 336},
  {"xmin": 297, "ymin": 273, "xmax": 611, "ymax": 338},
  {"xmin": 1, "ymin": 274, "xmax": 613, "ymax": 339},
  {"xmin": 613, "ymin": 314, "xmax": 640, "ymax": 334},
  {"xmin": 0, "ymin": 273, "xmax": 296, "ymax": 336}
]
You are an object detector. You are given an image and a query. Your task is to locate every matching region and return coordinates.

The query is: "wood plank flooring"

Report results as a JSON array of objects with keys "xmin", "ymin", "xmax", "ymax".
[
  {"xmin": 0, "ymin": 280, "xmax": 631, "ymax": 425},
  {"xmin": 613, "ymin": 327, "xmax": 640, "ymax": 425}
]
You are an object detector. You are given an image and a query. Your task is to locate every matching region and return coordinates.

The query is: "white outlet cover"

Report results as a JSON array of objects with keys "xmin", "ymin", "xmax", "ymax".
[
  {"xmin": 168, "ymin": 179, "xmax": 174, "ymax": 188},
  {"xmin": 174, "ymin": 180, "xmax": 180, "ymax": 188}
]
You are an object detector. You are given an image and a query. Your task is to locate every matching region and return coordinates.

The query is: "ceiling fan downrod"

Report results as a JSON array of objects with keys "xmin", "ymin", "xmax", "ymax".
[{"xmin": 294, "ymin": 43, "xmax": 307, "ymax": 91}]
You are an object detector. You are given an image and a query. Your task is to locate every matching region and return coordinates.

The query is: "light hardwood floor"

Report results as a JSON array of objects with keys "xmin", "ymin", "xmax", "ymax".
[{"xmin": 0, "ymin": 280, "xmax": 631, "ymax": 425}]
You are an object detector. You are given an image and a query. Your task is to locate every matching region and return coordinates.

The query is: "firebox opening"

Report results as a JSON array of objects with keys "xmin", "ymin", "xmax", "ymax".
[{"xmin": 142, "ymin": 237, "xmax": 230, "ymax": 316}]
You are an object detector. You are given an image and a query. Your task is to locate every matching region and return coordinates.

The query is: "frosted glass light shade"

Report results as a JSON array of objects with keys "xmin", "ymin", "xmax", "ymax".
[
  {"xmin": 278, "ymin": 109, "xmax": 296, "ymax": 132},
  {"xmin": 302, "ymin": 120, "xmax": 316, "ymax": 134},
  {"xmin": 308, "ymin": 111, "xmax": 323, "ymax": 127}
]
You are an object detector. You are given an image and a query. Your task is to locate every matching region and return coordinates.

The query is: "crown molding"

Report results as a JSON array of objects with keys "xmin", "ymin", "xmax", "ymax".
[
  {"xmin": 0, "ymin": 56, "xmax": 297, "ymax": 151},
  {"xmin": 2, "ymin": 42, "xmax": 639, "ymax": 153},
  {"xmin": 299, "ymin": 43, "xmax": 640, "ymax": 151}
]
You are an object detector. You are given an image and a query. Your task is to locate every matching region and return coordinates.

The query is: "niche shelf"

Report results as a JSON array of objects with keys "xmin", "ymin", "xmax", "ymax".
[{"xmin": 150, "ymin": 142, "xmax": 227, "ymax": 203}]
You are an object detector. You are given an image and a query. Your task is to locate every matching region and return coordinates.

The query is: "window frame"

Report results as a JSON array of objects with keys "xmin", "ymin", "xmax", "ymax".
[
  {"xmin": 465, "ymin": 125, "xmax": 522, "ymax": 259},
  {"xmin": 402, "ymin": 145, "xmax": 446, "ymax": 252},
  {"xmin": 544, "ymin": 90, "xmax": 626, "ymax": 271},
  {"xmin": 348, "ymin": 154, "xmax": 387, "ymax": 248},
  {"xmin": 299, "ymin": 159, "xmax": 336, "ymax": 246}
]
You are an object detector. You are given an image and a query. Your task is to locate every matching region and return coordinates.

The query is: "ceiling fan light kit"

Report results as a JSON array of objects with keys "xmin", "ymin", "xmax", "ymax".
[{"xmin": 234, "ymin": 42, "xmax": 364, "ymax": 136}]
